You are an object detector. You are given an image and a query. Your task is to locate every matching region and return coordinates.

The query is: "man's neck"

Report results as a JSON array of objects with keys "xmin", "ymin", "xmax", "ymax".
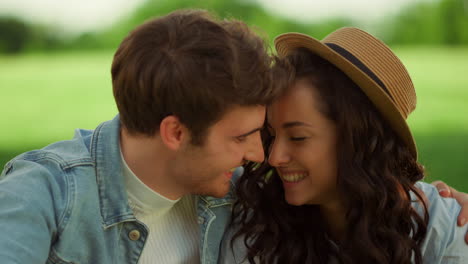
[{"xmin": 120, "ymin": 129, "xmax": 184, "ymax": 200}]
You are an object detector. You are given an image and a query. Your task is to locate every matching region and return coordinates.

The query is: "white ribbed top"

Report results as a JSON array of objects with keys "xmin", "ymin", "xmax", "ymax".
[{"xmin": 121, "ymin": 152, "xmax": 200, "ymax": 264}]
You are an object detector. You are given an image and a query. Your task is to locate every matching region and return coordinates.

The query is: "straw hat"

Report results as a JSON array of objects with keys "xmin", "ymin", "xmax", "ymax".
[{"xmin": 275, "ymin": 27, "xmax": 418, "ymax": 159}]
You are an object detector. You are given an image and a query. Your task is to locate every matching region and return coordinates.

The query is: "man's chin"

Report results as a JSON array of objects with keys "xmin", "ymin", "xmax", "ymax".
[
  {"xmin": 200, "ymin": 186, "xmax": 231, "ymax": 198},
  {"xmin": 209, "ymin": 192, "xmax": 229, "ymax": 198}
]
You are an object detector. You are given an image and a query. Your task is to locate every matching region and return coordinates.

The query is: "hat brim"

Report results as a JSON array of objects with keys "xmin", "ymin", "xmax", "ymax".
[{"xmin": 275, "ymin": 33, "xmax": 417, "ymax": 158}]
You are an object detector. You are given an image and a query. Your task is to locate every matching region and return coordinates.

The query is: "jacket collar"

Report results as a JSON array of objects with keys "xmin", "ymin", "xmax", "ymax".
[
  {"xmin": 198, "ymin": 183, "xmax": 237, "ymax": 208},
  {"xmin": 90, "ymin": 115, "xmax": 136, "ymax": 228}
]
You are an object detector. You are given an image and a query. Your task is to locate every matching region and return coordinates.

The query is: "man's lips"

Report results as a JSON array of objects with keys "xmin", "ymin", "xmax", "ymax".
[{"xmin": 224, "ymin": 167, "xmax": 238, "ymax": 179}]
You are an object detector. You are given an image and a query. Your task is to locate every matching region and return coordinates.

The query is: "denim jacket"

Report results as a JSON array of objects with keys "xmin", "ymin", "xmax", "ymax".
[{"xmin": 0, "ymin": 116, "xmax": 234, "ymax": 264}]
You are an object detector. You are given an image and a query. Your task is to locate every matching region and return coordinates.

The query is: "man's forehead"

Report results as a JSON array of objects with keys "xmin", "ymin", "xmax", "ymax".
[
  {"xmin": 220, "ymin": 105, "xmax": 266, "ymax": 119},
  {"xmin": 212, "ymin": 105, "xmax": 266, "ymax": 131}
]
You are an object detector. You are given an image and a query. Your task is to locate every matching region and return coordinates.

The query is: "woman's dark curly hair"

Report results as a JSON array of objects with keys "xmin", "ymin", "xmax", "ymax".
[{"xmin": 231, "ymin": 48, "xmax": 429, "ymax": 264}]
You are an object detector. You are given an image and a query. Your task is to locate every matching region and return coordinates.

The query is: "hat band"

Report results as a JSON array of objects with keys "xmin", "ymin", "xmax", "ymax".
[{"xmin": 324, "ymin": 43, "xmax": 392, "ymax": 100}]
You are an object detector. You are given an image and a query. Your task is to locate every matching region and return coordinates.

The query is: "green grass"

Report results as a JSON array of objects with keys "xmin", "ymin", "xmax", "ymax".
[
  {"xmin": 394, "ymin": 47, "xmax": 468, "ymax": 191},
  {"xmin": 0, "ymin": 51, "xmax": 117, "ymax": 155},
  {"xmin": 1, "ymin": 47, "xmax": 467, "ymax": 191}
]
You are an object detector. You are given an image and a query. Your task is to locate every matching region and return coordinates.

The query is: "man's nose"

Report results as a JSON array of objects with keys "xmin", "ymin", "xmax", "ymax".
[{"xmin": 244, "ymin": 131, "xmax": 265, "ymax": 163}]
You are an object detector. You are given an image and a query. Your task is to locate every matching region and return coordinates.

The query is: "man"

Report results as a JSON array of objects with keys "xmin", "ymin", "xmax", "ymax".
[
  {"xmin": 0, "ymin": 9, "xmax": 467, "ymax": 264},
  {"xmin": 0, "ymin": 9, "xmax": 277, "ymax": 263}
]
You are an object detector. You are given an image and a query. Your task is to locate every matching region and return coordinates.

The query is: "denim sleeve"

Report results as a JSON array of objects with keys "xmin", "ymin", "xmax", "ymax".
[
  {"xmin": 0, "ymin": 159, "xmax": 62, "ymax": 263},
  {"xmin": 416, "ymin": 182, "xmax": 468, "ymax": 263}
]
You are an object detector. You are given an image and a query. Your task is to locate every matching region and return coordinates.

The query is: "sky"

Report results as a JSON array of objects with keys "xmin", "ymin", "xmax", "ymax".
[{"xmin": 0, "ymin": 0, "xmax": 433, "ymax": 34}]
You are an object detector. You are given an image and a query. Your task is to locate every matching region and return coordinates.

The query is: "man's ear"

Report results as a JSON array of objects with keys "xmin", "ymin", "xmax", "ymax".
[{"xmin": 159, "ymin": 115, "xmax": 187, "ymax": 150}]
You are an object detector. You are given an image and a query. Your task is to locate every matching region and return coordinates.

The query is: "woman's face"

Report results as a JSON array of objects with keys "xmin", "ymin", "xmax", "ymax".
[{"xmin": 267, "ymin": 78, "xmax": 339, "ymax": 207}]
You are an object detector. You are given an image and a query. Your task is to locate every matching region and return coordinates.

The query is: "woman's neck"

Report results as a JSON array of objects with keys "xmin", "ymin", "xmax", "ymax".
[{"xmin": 320, "ymin": 200, "xmax": 347, "ymax": 243}]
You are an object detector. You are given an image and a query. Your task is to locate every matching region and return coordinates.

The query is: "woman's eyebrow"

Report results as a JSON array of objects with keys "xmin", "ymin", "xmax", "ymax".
[
  {"xmin": 266, "ymin": 121, "xmax": 312, "ymax": 130},
  {"xmin": 282, "ymin": 121, "xmax": 312, "ymax": 128}
]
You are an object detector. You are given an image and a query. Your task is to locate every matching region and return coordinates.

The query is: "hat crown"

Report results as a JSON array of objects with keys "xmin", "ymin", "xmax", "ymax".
[{"xmin": 323, "ymin": 27, "xmax": 416, "ymax": 119}]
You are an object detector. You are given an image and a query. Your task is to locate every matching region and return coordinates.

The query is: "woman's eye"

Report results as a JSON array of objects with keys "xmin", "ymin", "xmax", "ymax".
[
  {"xmin": 236, "ymin": 136, "xmax": 247, "ymax": 142},
  {"xmin": 290, "ymin": 137, "xmax": 307, "ymax": 141}
]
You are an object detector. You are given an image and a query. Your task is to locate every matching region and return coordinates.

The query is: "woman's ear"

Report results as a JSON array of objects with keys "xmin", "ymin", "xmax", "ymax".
[{"xmin": 159, "ymin": 115, "xmax": 187, "ymax": 150}]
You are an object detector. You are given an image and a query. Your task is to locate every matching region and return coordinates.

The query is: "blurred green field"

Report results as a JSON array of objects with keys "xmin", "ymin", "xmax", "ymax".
[{"xmin": 0, "ymin": 48, "xmax": 467, "ymax": 191}]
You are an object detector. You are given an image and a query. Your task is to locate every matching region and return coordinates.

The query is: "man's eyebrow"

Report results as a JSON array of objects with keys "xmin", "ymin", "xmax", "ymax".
[{"xmin": 237, "ymin": 127, "xmax": 263, "ymax": 138}]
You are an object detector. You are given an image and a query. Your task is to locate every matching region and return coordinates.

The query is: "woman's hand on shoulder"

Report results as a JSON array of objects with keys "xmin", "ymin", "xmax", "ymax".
[{"xmin": 432, "ymin": 180, "xmax": 468, "ymax": 244}]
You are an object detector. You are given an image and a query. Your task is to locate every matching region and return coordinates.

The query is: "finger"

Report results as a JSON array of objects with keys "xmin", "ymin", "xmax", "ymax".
[
  {"xmin": 431, "ymin": 180, "xmax": 451, "ymax": 197},
  {"xmin": 457, "ymin": 197, "xmax": 468, "ymax": 227}
]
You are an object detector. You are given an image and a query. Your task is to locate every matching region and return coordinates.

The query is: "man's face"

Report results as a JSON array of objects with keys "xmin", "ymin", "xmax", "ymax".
[{"xmin": 176, "ymin": 105, "xmax": 266, "ymax": 197}]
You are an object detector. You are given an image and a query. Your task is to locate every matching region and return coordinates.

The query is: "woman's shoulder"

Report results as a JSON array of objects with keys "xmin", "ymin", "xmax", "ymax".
[
  {"xmin": 413, "ymin": 181, "xmax": 468, "ymax": 263},
  {"xmin": 413, "ymin": 182, "xmax": 462, "ymax": 221}
]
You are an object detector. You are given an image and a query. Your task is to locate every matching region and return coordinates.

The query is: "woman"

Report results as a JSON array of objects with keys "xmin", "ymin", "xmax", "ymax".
[{"xmin": 228, "ymin": 28, "xmax": 468, "ymax": 263}]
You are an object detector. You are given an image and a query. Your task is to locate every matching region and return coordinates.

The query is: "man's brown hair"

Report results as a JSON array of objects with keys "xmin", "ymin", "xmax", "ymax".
[{"xmin": 112, "ymin": 9, "xmax": 276, "ymax": 144}]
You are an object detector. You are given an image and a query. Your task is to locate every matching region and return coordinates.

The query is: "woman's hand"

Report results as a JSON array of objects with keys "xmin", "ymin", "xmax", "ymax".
[{"xmin": 432, "ymin": 180, "xmax": 468, "ymax": 244}]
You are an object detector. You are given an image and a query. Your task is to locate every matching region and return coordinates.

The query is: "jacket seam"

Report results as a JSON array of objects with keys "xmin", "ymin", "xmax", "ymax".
[{"xmin": 56, "ymin": 168, "xmax": 75, "ymax": 235}]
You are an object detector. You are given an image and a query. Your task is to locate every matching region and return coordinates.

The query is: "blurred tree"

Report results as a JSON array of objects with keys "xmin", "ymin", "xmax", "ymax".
[
  {"xmin": 386, "ymin": 0, "xmax": 468, "ymax": 45},
  {"xmin": 439, "ymin": 0, "xmax": 468, "ymax": 45},
  {"xmin": 3, "ymin": 0, "xmax": 467, "ymax": 53},
  {"xmin": 0, "ymin": 16, "xmax": 31, "ymax": 53},
  {"xmin": 94, "ymin": 0, "xmax": 353, "ymax": 50},
  {"xmin": 0, "ymin": 16, "xmax": 66, "ymax": 54}
]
